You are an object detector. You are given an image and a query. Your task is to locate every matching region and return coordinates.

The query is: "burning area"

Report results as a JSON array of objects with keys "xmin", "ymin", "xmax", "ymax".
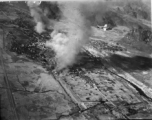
[{"xmin": 27, "ymin": 0, "xmax": 114, "ymax": 71}]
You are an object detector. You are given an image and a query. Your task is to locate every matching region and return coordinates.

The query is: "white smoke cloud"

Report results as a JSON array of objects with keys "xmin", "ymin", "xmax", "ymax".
[
  {"xmin": 27, "ymin": 1, "xmax": 110, "ymax": 70},
  {"xmin": 27, "ymin": 1, "xmax": 118, "ymax": 70},
  {"xmin": 45, "ymin": 2, "xmax": 93, "ymax": 70},
  {"xmin": 27, "ymin": 1, "xmax": 56, "ymax": 33},
  {"xmin": 35, "ymin": 22, "xmax": 45, "ymax": 33},
  {"xmin": 27, "ymin": 1, "xmax": 45, "ymax": 33}
]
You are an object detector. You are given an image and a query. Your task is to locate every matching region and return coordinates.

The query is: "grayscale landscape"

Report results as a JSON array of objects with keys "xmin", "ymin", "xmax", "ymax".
[{"xmin": 0, "ymin": 0, "xmax": 152, "ymax": 120}]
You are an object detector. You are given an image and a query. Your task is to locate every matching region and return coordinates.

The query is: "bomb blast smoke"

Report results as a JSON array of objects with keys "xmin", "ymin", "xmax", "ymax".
[
  {"xmin": 27, "ymin": 0, "xmax": 150, "ymax": 70},
  {"xmin": 27, "ymin": 0, "xmax": 112, "ymax": 70}
]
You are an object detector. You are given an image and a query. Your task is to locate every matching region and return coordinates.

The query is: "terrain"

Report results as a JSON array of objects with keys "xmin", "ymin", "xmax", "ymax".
[{"xmin": 0, "ymin": 1, "xmax": 152, "ymax": 120}]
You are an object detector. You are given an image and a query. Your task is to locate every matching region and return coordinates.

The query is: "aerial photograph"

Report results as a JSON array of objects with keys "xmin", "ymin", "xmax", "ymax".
[{"xmin": 0, "ymin": 0, "xmax": 152, "ymax": 120}]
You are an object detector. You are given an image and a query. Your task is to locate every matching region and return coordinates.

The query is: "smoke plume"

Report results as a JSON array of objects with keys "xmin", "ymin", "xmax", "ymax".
[
  {"xmin": 51, "ymin": 2, "xmax": 93, "ymax": 70},
  {"xmin": 27, "ymin": 1, "xmax": 56, "ymax": 33},
  {"xmin": 27, "ymin": 0, "xmax": 151, "ymax": 70},
  {"xmin": 27, "ymin": 0, "xmax": 111, "ymax": 70}
]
